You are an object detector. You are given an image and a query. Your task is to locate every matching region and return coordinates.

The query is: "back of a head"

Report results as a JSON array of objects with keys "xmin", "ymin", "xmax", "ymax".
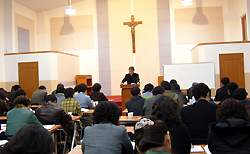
[
  {"xmin": 160, "ymin": 81, "xmax": 171, "ymax": 91},
  {"xmin": 192, "ymin": 83, "xmax": 209, "ymax": 100},
  {"xmin": 92, "ymin": 101, "xmax": 120, "ymax": 125},
  {"xmin": 39, "ymin": 85, "xmax": 46, "ymax": 90},
  {"xmin": 3, "ymin": 124, "xmax": 54, "ymax": 154},
  {"xmin": 227, "ymin": 82, "xmax": 238, "ymax": 95},
  {"xmin": 134, "ymin": 115, "xmax": 169, "ymax": 154},
  {"xmin": 56, "ymin": 84, "xmax": 65, "ymax": 93},
  {"xmin": 64, "ymin": 88, "xmax": 75, "ymax": 99},
  {"xmin": 170, "ymin": 79, "xmax": 177, "ymax": 84},
  {"xmin": 13, "ymin": 85, "xmax": 21, "ymax": 92},
  {"xmin": 171, "ymin": 83, "xmax": 180, "ymax": 91},
  {"xmin": 14, "ymin": 89, "xmax": 27, "ymax": 98},
  {"xmin": 77, "ymin": 83, "xmax": 87, "ymax": 93},
  {"xmin": 131, "ymin": 86, "xmax": 140, "ymax": 96},
  {"xmin": 0, "ymin": 89, "xmax": 7, "ymax": 100},
  {"xmin": 217, "ymin": 98, "xmax": 249, "ymax": 123},
  {"xmin": 14, "ymin": 96, "xmax": 31, "ymax": 107},
  {"xmin": 151, "ymin": 95, "xmax": 180, "ymax": 123},
  {"xmin": 221, "ymin": 77, "xmax": 230, "ymax": 86},
  {"xmin": 232, "ymin": 88, "xmax": 248, "ymax": 101},
  {"xmin": 152, "ymin": 86, "xmax": 165, "ymax": 96},
  {"xmin": 45, "ymin": 95, "xmax": 57, "ymax": 103},
  {"xmin": 92, "ymin": 83, "xmax": 102, "ymax": 92},
  {"xmin": 143, "ymin": 83, "xmax": 154, "ymax": 93},
  {"xmin": 192, "ymin": 82, "xmax": 198, "ymax": 87}
]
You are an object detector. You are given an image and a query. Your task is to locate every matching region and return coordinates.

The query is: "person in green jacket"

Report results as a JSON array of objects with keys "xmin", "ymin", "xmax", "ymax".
[
  {"xmin": 134, "ymin": 116, "xmax": 171, "ymax": 154},
  {"xmin": 6, "ymin": 96, "xmax": 42, "ymax": 136}
]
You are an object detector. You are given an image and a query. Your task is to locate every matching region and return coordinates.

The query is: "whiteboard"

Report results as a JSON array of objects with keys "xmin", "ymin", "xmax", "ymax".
[{"xmin": 163, "ymin": 63, "xmax": 215, "ymax": 89}]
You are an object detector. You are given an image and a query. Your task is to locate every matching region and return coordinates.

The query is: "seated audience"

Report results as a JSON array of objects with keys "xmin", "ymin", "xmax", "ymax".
[
  {"xmin": 170, "ymin": 79, "xmax": 177, "ymax": 84},
  {"xmin": 161, "ymin": 81, "xmax": 183, "ymax": 109},
  {"xmin": 172, "ymin": 83, "xmax": 187, "ymax": 105},
  {"xmin": 134, "ymin": 116, "xmax": 171, "ymax": 154},
  {"xmin": 227, "ymin": 82, "xmax": 238, "ymax": 98},
  {"xmin": 187, "ymin": 82, "xmax": 198, "ymax": 100},
  {"xmin": 214, "ymin": 77, "xmax": 230, "ymax": 101},
  {"xmin": 190, "ymin": 89, "xmax": 217, "ymax": 105},
  {"xmin": 60, "ymin": 88, "xmax": 83, "ymax": 116},
  {"xmin": 143, "ymin": 86, "xmax": 165, "ymax": 116},
  {"xmin": 31, "ymin": 85, "xmax": 47, "ymax": 105},
  {"xmin": 3, "ymin": 124, "xmax": 54, "ymax": 154},
  {"xmin": 152, "ymin": 95, "xmax": 191, "ymax": 154},
  {"xmin": 82, "ymin": 101, "xmax": 133, "ymax": 154},
  {"xmin": 141, "ymin": 83, "xmax": 154, "ymax": 99},
  {"xmin": 89, "ymin": 83, "xmax": 108, "ymax": 102},
  {"xmin": 125, "ymin": 87, "xmax": 145, "ymax": 116},
  {"xmin": 0, "ymin": 89, "xmax": 10, "ymax": 116},
  {"xmin": 8, "ymin": 85, "xmax": 21, "ymax": 109},
  {"xmin": 55, "ymin": 84, "xmax": 66, "ymax": 107},
  {"xmin": 181, "ymin": 83, "xmax": 218, "ymax": 144},
  {"xmin": 35, "ymin": 95, "xmax": 72, "ymax": 125},
  {"xmin": 74, "ymin": 83, "xmax": 94, "ymax": 109},
  {"xmin": 14, "ymin": 89, "xmax": 27, "ymax": 98},
  {"xmin": 208, "ymin": 99, "xmax": 250, "ymax": 154},
  {"xmin": 74, "ymin": 85, "xmax": 79, "ymax": 96},
  {"xmin": 232, "ymin": 88, "xmax": 248, "ymax": 100},
  {"xmin": 6, "ymin": 96, "xmax": 42, "ymax": 136}
]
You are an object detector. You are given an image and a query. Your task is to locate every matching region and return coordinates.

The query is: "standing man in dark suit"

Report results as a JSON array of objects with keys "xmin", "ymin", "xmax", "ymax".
[
  {"xmin": 121, "ymin": 66, "xmax": 140, "ymax": 85},
  {"xmin": 214, "ymin": 77, "xmax": 230, "ymax": 101},
  {"xmin": 181, "ymin": 83, "xmax": 218, "ymax": 145}
]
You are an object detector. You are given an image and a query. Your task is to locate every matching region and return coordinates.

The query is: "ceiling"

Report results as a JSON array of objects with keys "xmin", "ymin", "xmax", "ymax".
[{"xmin": 14, "ymin": 0, "xmax": 84, "ymax": 12}]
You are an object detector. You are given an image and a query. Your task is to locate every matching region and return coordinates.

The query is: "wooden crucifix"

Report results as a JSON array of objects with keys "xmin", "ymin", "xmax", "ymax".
[{"xmin": 123, "ymin": 15, "xmax": 142, "ymax": 53}]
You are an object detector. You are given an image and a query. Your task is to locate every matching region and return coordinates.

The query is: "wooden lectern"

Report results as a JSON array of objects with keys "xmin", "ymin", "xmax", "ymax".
[{"xmin": 120, "ymin": 84, "xmax": 140, "ymax": 115}]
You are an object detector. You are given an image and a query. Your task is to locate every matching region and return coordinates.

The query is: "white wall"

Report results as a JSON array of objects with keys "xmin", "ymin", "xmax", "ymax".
[{"xmin": 0, "ymin": 0, "xmax": 6, "ymax": 85}]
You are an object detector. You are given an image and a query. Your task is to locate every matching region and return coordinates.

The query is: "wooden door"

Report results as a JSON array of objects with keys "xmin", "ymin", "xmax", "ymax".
[
  {"xmin": 219, "ymin": 53, "xmax": 245, "ymax": 88},
  {"xmin": 18, "ymin": 62, "xmax": 39, "ymax": 98}
]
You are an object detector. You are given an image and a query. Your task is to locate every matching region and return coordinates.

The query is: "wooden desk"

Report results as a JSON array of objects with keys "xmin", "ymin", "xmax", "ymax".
[
  {"xmin": 119, "ymin": 116, "xmax": 141, "ymax": 122},
  {"xmin": 68, "ymin": 145, "xmax": 82, "ymax": 154},
  {"xmin": 125, "ymin": 126, "xmax": 134, "ymax": 134},
  {"xmin": 48, "ymin": 125, "xmax": 61, "ymax": 133},
  {"xmin": 31, "ymin": 105, "xmax": 42, "ymax": 110},
  {"xmin": 82, "ymin": 109, "xmax": 94, "ymax": 114},
  {"xmin": 0, "ymin": 117, "xmax": 7, "ymax": 120},
  {"xmin": 72, "ymin": 116, "xmax": 82, "ymax": 121}
]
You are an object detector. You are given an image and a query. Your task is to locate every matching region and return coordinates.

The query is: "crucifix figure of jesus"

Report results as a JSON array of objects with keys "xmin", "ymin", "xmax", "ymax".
[{"xmin": 123, "ymin": 15, "xmax": 142, "ymax": 53}]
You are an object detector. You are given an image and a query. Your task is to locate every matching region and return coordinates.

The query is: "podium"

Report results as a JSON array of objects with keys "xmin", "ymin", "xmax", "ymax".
[{"xmin": 120, "ymin": 84, "xmax": 140, "ymax": 115}]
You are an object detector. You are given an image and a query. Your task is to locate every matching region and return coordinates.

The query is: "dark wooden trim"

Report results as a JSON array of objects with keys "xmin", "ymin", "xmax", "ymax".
[
  {"xmin": 241, "ymin": 15, "xmax": 247, "ymax": 41},
  {"xmin": 4, "ymin": 51, "xmax": 79, "ymax": 57}
]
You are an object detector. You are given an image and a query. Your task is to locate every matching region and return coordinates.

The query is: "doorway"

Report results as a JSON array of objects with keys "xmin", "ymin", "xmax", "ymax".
[
  {"xmin": 219, "ymin": 53, "xmax": 245, "ymax": 88},
  {"xmin": 18, "ymin": 62, "xmax": 39, "ymax": 98}
]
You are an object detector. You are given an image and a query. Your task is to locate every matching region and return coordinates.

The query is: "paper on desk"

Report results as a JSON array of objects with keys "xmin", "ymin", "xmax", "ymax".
[
  {"xmin": 0, "ymin": 140, "xmax": 8, "ymax": 145},
  {"xmin": 0, "ymin": 124, "xmax": 6, "ymax": 133},
  {"xmin": 204, "ymin": 145, "xmax": 211, "ymax": 154},
  {"xmin": 191, "ymin": 146, "xmax": 205, "ymax": 153},
  {"xmin": 81, "ymin": 108, "xmax": 89, "ymax": 112},
  {"xmin": 43, "ymin": 125, "xmax": 55, "ymax": 130}
]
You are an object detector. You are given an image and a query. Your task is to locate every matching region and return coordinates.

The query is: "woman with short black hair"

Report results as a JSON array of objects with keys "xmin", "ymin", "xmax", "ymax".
[
  {"xmin": 134, "ymin": 116, "xmax": 171, "ymax": 154},
  {"xmin": 152, "ymin": 95, "xmax": 191, "ymax": 154},
  {"xmin": 82, "ymin": 101, "xmax": 133, "ymax": 154},
  {"xmin": 208, "ymin": 98, "xmax": 250, "ymax": 154},
  {"xmin": 3, "ymin": 124, "xmax": 54, "ymax": 154},
  {"xmin": 89, "ymin": 83, "xmax": 108, "ymax": 102}
]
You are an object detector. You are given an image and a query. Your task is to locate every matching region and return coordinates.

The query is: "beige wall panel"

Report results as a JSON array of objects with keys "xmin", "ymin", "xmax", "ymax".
[
  {"xmin": 5, "ymin": 82, "xmax": 19, "ymax": 92},
  {"xmin": 50, "ymin": 15, "xmax": 94, "ymax": 51}
]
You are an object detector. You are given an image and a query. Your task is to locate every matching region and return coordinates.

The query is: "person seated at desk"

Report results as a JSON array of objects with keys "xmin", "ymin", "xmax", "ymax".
[
  {"xmin": 143, "ymin": 86, "xmax": 165, "ymax": 116},
  {"xmin": 0, "ymin": 89, "xmax": 11, "ymax": 116},
  {"xmin": 74, "ymin": 83, "xmax": 94, "ymax": 109},
  {"xmin": 141, "ymin": 83, "xmax": 154, "ymax": 99},
  {"xmin": 31, "ymin": 85, "xmax": 47, "ymax": 105},
  {"xmin": 152, "ymin": 95, "xmax": 191, "ymax": 154},
  {"xmin": 214, "ymin": 77, "xmax": 230, "ymax": 101},
  {"xmin": 55, "ymin": 83, "xmax": 66, "ymax": 107},
  {"xmin": 60, "ymin": 88, "xmax": 83, "ymax": 116},
  {"xmin": 82, "ymin": 101, "xmax": 133, "ymax": 154},
  {"xmin": 89, "ymin": 83, "xmax": 108, "ymax": 102},
  {"xmin": 226, "ymin": 82, "xmax": 238, "ymax": 99},
  {"xmin": 121, "ymin": 66, "xmax": 140, "ymax": 85},
  {"xmin": 3, "ymin": 124, "xmax": 54, "ymax": 154},
  {"xmin": 6, "ymin": 96, "xmax": 42, "ymax": 137},
  {"xmin": 134, "ymin": 116, "xmax": 171, "ymax": 154},
  {"xmin": 208, "ymin": 99, "xmax": 250, "ymax": 154},
  {"xmin": 35, "ymin": 95, "xmax": 72, "ymax": 139},
  {"xmin": 161, "ymin": 81, "xmax": 183, "ymax": 109},
  {"xmin": 125, "ymin": 87, "xmax": 145, "ymax": 116},
  {"xmin": 171, "ymin": 83, "xmax": 187, "ymax": 105},
  {"xmin": 181, "ymin": 83, "xmax": 218, "ymax": 145},
  {"xmin": 8, "ymin": 85, "xmax": 21, "ymax": 109}
]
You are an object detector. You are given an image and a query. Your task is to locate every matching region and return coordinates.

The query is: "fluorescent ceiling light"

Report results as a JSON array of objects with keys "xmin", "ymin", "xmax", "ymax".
[
  {"xmin": 65, "ymin": 0, "xmax": 76, "ymax": 15},
  {"xmin": 182, "ymin": 0, "xmax": 193, "ymax": 6}
]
